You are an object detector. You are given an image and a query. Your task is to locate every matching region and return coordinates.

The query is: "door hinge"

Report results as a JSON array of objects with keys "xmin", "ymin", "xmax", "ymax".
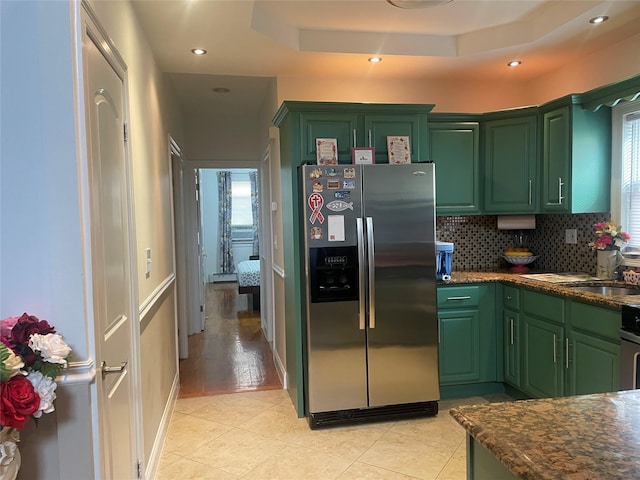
[
  {"xmin": 124, "ymin": 122, "xmax": 129, "ymax": 142},
  {"xmin": 136, "ymin": 460, "xmax": 142, "ymax": 479},
  {"xmin": 200, "ymin": 305, "xmax": 204, "ymax": 313}
]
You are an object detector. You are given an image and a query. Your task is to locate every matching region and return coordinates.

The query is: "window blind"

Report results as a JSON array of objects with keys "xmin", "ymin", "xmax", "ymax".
[{"xmin": 622, "ymin": 111, "xmax": 640, "ymax": 248}]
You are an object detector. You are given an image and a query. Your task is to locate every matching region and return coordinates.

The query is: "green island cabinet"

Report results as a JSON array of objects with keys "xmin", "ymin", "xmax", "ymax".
[
  {"xmin": 540, "ymin": 96, "xmax": 611, "ymax": 213},
  {"xmin": 427, "ymin": 116, "xmax": 481, "ymax": 215},
  {"xmin": 504, "ymin": 287, "xmax": 620, "ymax": 399},
  {"xmin": 482, "ymin": 111, "xmax": 539, "ymax": 214},
  {"xmin": 272, "ymin": 101, "xmax": 434, "ymax": 416},
  {"xmin": 437, "ymin": 284, "xmax": 498, "ymax": 396}
]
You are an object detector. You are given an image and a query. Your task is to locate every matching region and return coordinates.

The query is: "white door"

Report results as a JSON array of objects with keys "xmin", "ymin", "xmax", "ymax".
[
  {"xmin": 82, "ymin": 10, "xmax": 137, "ymax": 479},
  {"xmin": 195, "ymin": 170, "xmax": 206, "ymax": 331}
]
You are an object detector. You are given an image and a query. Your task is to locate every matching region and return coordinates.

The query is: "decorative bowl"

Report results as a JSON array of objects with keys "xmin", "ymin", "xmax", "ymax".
[
  {"xmin": 502, "ymin": 255, "xmax": 538, "ymax": 265},
  {"xmin": 502, "ymin": 255, "xmax": 538, "ymax": 272}
]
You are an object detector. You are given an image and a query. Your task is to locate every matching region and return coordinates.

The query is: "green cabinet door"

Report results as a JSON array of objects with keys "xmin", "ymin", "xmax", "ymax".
[
  {"xmin": 540, "ymin": 101, "xmax": 611, "ymax": 213},
  {"xmin": 428, "ymin": 122, "xmax": 481, "ymax": 215},
  {"xmin": 483, "ymin": 115, "xmax": 538, "ymax": 213},
  {"xmin": 503, "ymin": 309, "xmax": 520, "ymax": 387},
  {"xmin": 541, "ymin": 106, "xmax": 570, "ymax": 212},
  {"xmin": 522, "ymin": 315, "xmax": 564, "ymax": 398},
  {"xmin": 299, "ymin": 112, "xmax": 359, "ymax": 164},
  {"xmin": 567, "ymin": 330, "xmax": 620, "ymax": 395},
  {"xmin": 439, "ymin": 309, "xmax": 481, "ymax": 384},
  {"xmin": 364, "ymin": 114, "xmax": 426, "ymax": 164}
]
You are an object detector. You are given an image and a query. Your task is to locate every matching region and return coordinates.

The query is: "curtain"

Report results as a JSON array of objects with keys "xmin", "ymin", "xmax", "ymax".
[
  {"xmin": 217, "ymin": 171, "xmax": 235, "ymax": 273},
  {"xmin": 249, "ymin": 171, "xmax": 260, "ymax": 256}
]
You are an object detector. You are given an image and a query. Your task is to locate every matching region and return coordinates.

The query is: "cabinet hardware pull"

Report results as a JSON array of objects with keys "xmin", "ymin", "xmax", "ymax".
[
  {"xmin": 368, "ymin": 129, "xmax": 372, "ymax": 148},
  {"xmin": 558, "ymin": 177, "xmax": 564, "ymax": 204},
  {"xmin": 353, "ymin": 129, "xmax": 357, "ymax": 148},
  {"xmin": 506, "ymin": 295, "xmax": 512, "ymax": 300},
  {"xmin": 101, "ymin": 360, "xmax": 127, "ymax": 376},
  {"xmin": 446, "ymin": 296, "xmax": 471, "ymax": 301},
  {"xmin": 528, "ymin": 180, "xmax": 532, "ymax": 205},
  {"xmin": 553, "ymin": 334, "xmax": 557, "ymax": 363},
  {"xmin": 510, "ymin": 318, "xmax": 514, "ymax": 345},
  {"xmin": 438, "ymin": 318, "xmax": 441, "ymax": 344},
  {"xmin": 565, "ymin": 338, "xmax": 570, "ymax": 369}
]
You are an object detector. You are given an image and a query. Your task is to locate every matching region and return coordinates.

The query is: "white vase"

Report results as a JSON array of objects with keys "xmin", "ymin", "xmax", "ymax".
[
  {"xmin": 0, "ymin": 428, "xmax": 20, "ymax": 480},
  {"xmin": 596, "ymin": 249, "xmax": 620, "ymax": 279}
]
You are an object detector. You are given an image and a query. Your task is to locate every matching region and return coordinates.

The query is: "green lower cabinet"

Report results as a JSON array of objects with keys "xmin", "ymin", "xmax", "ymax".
[
  {"xmin": 437, "ymin": 284, "xmax": 497, "ymax": 392},
  {"xmin": 439, "ymin": 309, "xmax": 481, "ymax": 384},
  {"xmin": 521, "ymin": 315, "xmax": 564, "ymax": 398},
  {"xmin": 567, "ymin": 329, "xmax": 620, "ymax": 395},
  {"xmin": 503, "ymin": 309, "xmax": 520, "ymax": 387}
]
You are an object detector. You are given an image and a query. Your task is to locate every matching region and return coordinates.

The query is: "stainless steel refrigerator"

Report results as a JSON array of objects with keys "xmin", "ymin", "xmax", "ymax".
[{"xmin": 301, "ymin": 163, "xmax": 439, "ymax": 428}]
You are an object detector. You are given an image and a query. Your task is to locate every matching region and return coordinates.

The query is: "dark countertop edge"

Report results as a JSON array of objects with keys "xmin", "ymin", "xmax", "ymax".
[{"xmin": 438, "ymin": 271, "xmax": 640, "ymax": 309}]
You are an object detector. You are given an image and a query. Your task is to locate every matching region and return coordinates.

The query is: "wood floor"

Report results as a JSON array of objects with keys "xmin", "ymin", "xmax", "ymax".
[{"xmin": 178, "ymin": 282, "xmax": 282, "ymax": 398}]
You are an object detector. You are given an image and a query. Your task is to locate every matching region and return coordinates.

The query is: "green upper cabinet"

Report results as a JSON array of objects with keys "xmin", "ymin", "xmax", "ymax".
[
  {"xmin": 299, "ymin": 112, "xmax": 359, "ymax": 164},
  {"xmin": 540, "ymin": 99, "xmax": 611, "ymax": 213},
  {"xmin": 483, "ymin": 114, "xmax": 538, "ymax": 213},
  {"xmin": 283, "ymin": 102, "xmax": 432, "ymax": 165},
  {"xmin": 364, "ymin": 114, "xmax": 426, "ymax": 164},
  {"xmin": 428, "ymin": 119, "xmax": 481, "ymax": 215}
]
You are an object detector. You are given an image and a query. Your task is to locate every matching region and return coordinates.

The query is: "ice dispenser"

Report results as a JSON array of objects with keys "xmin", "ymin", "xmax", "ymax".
[{"xmin": 436, "ymin": 241, "xmax": 454, "ymax": 280}]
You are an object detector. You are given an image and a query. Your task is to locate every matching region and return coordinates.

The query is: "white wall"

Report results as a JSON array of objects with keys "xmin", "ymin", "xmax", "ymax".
[{"xmin": 1, "ymin": 0, "xmax": 184, "ymax": 478}]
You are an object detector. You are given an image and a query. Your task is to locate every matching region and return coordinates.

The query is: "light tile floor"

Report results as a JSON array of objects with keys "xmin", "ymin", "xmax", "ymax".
[{"xmin": 156, "ymin": 390, "xmax": 513, "ymax": 480}]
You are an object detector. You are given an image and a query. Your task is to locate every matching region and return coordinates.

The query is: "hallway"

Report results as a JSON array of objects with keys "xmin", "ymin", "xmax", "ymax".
[{"xmin": 178, "ymin": 282, "xmax": 281, "ymax": 398}]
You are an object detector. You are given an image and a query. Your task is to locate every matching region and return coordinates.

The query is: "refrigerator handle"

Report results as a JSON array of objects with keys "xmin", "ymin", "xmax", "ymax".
[
  {"xmin": 366, "ymin": 217, "xmax": 376, "ymax": 329},
  {"xmin": 356, "ymin": 218, "xmax": 366, "ymax": 330}
]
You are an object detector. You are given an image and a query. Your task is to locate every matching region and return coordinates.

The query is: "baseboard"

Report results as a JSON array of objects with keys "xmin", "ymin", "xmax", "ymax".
[
  {"xmin": 440, "ymin": 382, "xmax": 506, "ymax": 400},
  {"xmin": 273, "ymin": 348, "xmax": 288, "ymax": 390},
  {"xmin": 143, "ymin": 372, "xmax": 180, "ymax": 479}
]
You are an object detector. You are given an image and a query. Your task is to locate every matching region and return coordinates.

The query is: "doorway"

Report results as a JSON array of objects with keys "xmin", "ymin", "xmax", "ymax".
[{"xmin": 177, "ymin": 166, "xmax": 280, "ymax": 396}]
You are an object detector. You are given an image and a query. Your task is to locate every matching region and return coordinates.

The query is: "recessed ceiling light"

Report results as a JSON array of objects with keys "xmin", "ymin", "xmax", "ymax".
[
  {"xmin": 212, "ymin": 87, "xmax": 231, "ymax": 93},
  {"xmin": 191, "ymin": 48, "xmax": 207, "ymax": 55},
  {"xmin": 386, "ymin": 0, "xmax": 453, "ymax": 8},
  {"xmin": 507, "ymin": 60, "xmax": 522, "ymax": 67},
  {"xmin": 368, "ymin": 57, "xmax": 382, "ymax": 63},
  {"xmin": 589, "ymin": 16, "xmax": 609, "ymax": 24}
]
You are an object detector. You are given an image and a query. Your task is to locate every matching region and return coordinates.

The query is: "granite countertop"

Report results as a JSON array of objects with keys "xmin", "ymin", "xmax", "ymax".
[
  {"xmin": 440, "ymin": 271, "xmax": 640, "ymax": 309},
  {"xmin": 450, "ymin": 390, "xmax": 640, "ymax": 480}
]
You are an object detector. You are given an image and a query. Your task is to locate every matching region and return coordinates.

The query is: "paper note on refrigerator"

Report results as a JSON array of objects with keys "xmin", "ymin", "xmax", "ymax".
[{"xmin": 327, "ymin": 215, "xmax": 345, "ymax": 242}]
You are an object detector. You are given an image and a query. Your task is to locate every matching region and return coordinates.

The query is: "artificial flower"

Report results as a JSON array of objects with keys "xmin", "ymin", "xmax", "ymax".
[
  {"xmin": 28, "ymin": 333, "xmax": 71, "ymax": 367},
  {"xmin": 590, "ymin": 222, "xmax": 630, "ymax": 251},
  {"xmin": 0, "ymin": 344, "xmax": 24, "ymax": 382},
  {"xmin": 0, "ymin": 376, "xmax": 40, "ymax": 430},
  {"xmin": 26, "ymin": 371, "xmax": 57, "ymax": 418}
]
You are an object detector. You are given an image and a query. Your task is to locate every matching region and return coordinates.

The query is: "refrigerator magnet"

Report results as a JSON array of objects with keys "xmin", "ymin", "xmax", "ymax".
[
  {"xmin": 316, "ymin": 138, "xmax": 338, "ymax": 165},
  {"xmin": 343, "ymin": 179, "xmax": 356, "ymax": 189},
  {"xmin": 310, "ymin": 227, "xmax": 323, "ymax": 240},
  {"xmin": 343, "ymin": 167, "xmax": 356, "ymax": 178},
  {"xmin": 327, "ymin": 179, "xmax": 340, "ymax": 190},
  {"xmin": 325, "ymin": 167, "xmax": 339, "ymax": 177},
  {"xmin": 334, "ymin": 190, "xmax": 351, "ymax": 199},
  {"xmin": 327, "ymin": 215, "xmax": 345, "ymax": 242},
  {"xmin": 309, "ymin": 168, "xmax": 323, "ymax": 179},
  {"xmin": 308, "ymin": 193, "xmax": 325, "ymax": 224},
  {"xmin": 312, "ymin": 181, "xmax": 323, "ymax": 192},
  {"xmin": 326, "ymin": 200, "xmax": 354, "ymax": 212}
]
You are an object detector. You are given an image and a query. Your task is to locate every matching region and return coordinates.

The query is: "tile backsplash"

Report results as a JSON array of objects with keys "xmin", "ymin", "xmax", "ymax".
[{"xmin": 436, "ymin": 213, "xmax": 610, "ymax": 274}]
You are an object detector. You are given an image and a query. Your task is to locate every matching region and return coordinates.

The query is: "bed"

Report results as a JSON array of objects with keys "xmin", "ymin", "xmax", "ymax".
[{"xmin": 237, "ymin": 257, "xmax": 260, "ymax": 310}]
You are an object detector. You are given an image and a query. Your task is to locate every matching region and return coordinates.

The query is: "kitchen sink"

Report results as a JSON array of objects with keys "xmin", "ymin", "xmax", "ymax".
[{"xmin": 570, "ymin": 285, "xmax": 640, "ymax": 296}]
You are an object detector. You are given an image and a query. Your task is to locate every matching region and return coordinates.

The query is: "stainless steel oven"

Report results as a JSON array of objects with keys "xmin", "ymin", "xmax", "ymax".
[{"xmin": 620, "ymin": 304, "xmax": 640, "ymax": 390}]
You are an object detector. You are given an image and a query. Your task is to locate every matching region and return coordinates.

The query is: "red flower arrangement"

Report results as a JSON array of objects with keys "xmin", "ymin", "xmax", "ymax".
[{"xmin": 1, "ymin": 313, "xmax": 71, "ymax": 472}]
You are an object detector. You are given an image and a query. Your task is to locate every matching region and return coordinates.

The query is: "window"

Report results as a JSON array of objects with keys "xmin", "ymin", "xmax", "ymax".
[
  {"xmin": 613, "ymin": 99, "xmax": 640, "ymax": 249},
  {"xmin": 231, "ymin": 174, "xmax": 254, "ymax": 241}
]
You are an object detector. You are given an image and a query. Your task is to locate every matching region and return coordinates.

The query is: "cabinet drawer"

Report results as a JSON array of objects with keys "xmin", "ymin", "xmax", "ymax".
[
  {"xmin": 438, "ymin": 285, "xmax": 480, "ymax": 308},
  {"xmin": 522, "ymin": 289, "xmax": 565, "ymax": 323},
  {"xmin": 569, "ymin": 301, "xmax": 621, "ymax": 341},
  {"xmin": 503, "ymin": 285, "xmax": 520, "ymax": 310}
]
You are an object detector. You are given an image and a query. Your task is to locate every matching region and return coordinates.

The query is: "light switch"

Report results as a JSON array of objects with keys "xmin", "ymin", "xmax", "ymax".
[{"xmin": 145, "ymin": 248, "xmax": 152, "ymax": 277}]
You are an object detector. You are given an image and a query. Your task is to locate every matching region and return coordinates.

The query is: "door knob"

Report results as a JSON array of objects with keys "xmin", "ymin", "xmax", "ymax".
[{"xmin": 100, "ymin": 361, "xmax": 127, "ymax": 376}]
